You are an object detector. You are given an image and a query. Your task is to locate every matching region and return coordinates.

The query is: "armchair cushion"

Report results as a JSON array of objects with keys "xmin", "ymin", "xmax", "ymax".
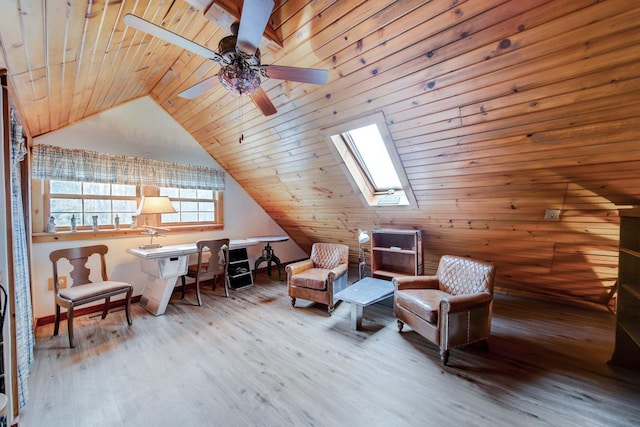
[
  {"xmin": 290, "ymin": 268, "xmax": 332, "ymax": 290},
  {"xmin": 395, "ymin": 289, "xmax": 449, "ymax": 324}
]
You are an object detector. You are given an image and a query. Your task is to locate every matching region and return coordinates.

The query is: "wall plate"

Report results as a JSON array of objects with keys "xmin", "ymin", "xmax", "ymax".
[{"xmin": 544, "ymin": 209, "xmax": 561, "ymax": 221}]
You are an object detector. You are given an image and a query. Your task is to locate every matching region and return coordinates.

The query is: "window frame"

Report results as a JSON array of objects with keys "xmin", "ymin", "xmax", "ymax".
[
  {"xmin": 323, "ymin": 112, "xmax": 416, "ymax": 208},
  {"xmin": 157, "ymin": 186, "xmax": 222, "ymax": 226},
  {"xmin": 32, "ymin": 179, "xmax": 224, "ymax": 242},
  {"xmin": 47, "ymin": 180, "xmax": 140, "ymax": 231}
]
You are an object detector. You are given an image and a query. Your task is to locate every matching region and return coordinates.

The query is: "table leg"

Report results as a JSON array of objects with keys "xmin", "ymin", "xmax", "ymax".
[
  {"xmin": 138, "ymin": 256, "xmax": 188, "ymax": 316},
  {"xmin": 254, "ymin": 243, "xmax": 282, "ymax": 280},
  {"xmin": 350, "ymin": 303, "xmax": 364, "ymax": 330}
]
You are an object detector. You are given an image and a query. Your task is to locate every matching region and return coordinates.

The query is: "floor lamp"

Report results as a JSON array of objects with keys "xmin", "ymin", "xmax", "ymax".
[
  {"xmin": 136, "ymin": 196, "xmax": 176, "ymax": 249},
  {"xmin": 358, "ymin": 229, "xmax": 370, "ymax": 281}
]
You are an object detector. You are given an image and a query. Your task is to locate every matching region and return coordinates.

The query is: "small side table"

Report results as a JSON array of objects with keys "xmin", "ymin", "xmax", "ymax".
[
  {"xmin": 334, "ymin": 277, "xmax": 395, "ymax": 330},
  {"xmin": 249, "ymin": 235, "xmax": 289, "ymax": 281}
]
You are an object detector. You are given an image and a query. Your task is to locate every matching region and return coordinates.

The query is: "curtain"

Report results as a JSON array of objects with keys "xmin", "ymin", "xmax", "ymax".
[
  {"xmin": 31, "ymin": 144, "xmax": 225, "ymax": 191},
  {"xmin": 10, "ymin": 110, "xmax": 34, "ymax": 408}
]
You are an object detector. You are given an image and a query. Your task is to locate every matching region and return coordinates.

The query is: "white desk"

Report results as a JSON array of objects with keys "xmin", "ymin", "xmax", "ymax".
[{"xmin": 128, "ymin": 239, "xmax": 258, "ymax": 316}]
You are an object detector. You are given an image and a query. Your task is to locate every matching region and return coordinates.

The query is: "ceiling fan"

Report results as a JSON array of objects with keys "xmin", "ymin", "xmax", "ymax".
[{"xmin": 123, "ymin": 0, "xmax": 329, "ymax": 116}]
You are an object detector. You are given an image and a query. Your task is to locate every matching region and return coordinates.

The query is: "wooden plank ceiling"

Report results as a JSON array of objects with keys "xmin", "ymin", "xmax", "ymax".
[{"xmin": 2, "ymin": 0, "xmax": 640, "ymax": 309}]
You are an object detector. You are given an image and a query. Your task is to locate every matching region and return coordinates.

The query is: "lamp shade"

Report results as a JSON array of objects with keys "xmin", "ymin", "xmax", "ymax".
[
  {"xmin": 358, "ymin": 229, "xmax": 370, "ymax": 244},
  {"xmin": 136, "ymin": 196, "xmax": 177, "ymax": 216}
]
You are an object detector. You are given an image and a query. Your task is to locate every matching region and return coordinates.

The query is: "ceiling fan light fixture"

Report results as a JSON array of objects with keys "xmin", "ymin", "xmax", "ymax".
[{"xmin": 219, "ymin": 61, "xmax": 261, "ymax": 95}]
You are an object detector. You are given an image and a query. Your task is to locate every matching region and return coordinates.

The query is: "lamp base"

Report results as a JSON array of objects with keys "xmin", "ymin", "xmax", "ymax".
[{"xmin": 139, "ymin": 243, "xmax": 162, "ymax": 250}]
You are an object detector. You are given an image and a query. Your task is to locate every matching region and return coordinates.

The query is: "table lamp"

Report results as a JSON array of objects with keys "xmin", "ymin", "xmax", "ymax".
[
  {"xmin": 136, "ymin": 196, "xmax": 176, "ymax": 249},
  {"xmin": 358, "ymin": 229, "xmax": 370, "ymax": 281}
]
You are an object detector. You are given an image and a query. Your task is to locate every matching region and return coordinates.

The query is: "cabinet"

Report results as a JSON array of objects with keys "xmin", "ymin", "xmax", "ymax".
[
  {"xmin": 371, "ymin": 228, "xmax": 422, "ymax": 280},
  {"xmin": 228, "ymin": 248, "xmax": 253, "ymax": 289},
  {"xmin": 610, "ymin": 208, "xmax": 640, "ymax": 370}
]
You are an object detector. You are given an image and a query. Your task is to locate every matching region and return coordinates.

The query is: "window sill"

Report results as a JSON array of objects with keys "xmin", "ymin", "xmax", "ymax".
[{"xmin": 32, "ymin": 224, "xmax": 224, "ymax": 243}]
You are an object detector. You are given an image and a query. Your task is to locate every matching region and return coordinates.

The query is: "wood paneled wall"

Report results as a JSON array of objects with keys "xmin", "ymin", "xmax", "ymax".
[{"xmin": 2, "ymin": 0, "xmax": 640, "ymax": 308}]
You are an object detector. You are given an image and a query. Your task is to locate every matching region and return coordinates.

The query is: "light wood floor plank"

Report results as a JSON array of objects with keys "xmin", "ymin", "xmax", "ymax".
[{"xmin": 21, "ymin": 272, "xmax": 640, "ymax": 426}]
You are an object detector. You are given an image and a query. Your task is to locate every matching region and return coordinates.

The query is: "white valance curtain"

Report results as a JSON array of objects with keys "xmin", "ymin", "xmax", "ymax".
[{"xmin": 31, "ymin": 144, "xmax": 225, "ymax": 191}]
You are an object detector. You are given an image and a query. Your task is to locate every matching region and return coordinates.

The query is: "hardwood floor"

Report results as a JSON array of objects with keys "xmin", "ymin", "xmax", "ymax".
[{"xmin": 21, "ymin": 273, "xmax": 640, "ymax": 427}]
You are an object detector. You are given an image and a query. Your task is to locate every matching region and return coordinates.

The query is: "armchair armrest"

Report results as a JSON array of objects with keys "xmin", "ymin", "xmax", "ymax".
[
  {"xmin": 440, "ymin": 292, "xmax": 492, "ymax": 314},
  {"xmin": 328, "ymin": 263, "xmax": 348, "ymax": 281},
  {"xmin": 393, "ymin": 275, "xmax": 440, "ymax": 291},
  {"xmin": 286, "ymin": 259, "xmax": 315, "ymax": 276}
]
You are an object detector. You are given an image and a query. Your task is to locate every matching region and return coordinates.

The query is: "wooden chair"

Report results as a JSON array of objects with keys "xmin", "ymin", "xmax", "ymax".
[
  {"xmin": 180, "ymin": 238, "xmax": 230, "ymax": 305},
  {"xmin": 49, "ymin": 245, "xmax": 133, "ymax": 348}
]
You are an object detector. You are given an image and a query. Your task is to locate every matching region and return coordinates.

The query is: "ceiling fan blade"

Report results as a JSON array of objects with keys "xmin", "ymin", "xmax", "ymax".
[
  {"xmin": 179, "ymin": 76, "xmax": 220, "ymax": 99},
  {"xmin": 236, "ymin": 0, "xmax": 274, "ymax": 56},
  {"xmin": 249, "ymin": 87, "xmax": 277, "ymax": 116},
  {"xmin": 123, "ymin": 14, "xmax": 222, "ymax": 62},
  {"xmin": 261, "ymin": 65, "xmax": 329, "ymax": 85}
]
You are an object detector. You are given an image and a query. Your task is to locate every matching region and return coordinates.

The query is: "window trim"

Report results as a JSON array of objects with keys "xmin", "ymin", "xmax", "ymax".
[{"xmin": 323, "ymin": 112, "xmax": 416, "ymax": 208}]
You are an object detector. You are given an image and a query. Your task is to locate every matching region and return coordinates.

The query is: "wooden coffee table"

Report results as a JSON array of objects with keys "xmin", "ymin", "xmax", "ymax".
[{"xmin": 334, "ymin": 277, "xmax": 395, "ymax": 330}]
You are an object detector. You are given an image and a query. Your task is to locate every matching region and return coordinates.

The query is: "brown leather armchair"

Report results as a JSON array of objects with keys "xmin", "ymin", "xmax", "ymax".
[
  {"xmin": 393, "ymin": 255, "xmax": 496, "ymax": 365},
  {"xmin": 286, "ymin": 243, "xmax": 349, "ymax": 315}
]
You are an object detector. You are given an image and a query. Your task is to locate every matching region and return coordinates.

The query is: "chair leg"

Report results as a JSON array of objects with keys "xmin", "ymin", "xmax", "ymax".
[
  {"xmin": 53, "ymin": 304, "xmax": 61, "ymax": 336},
  {"xmin": 67, "ymin": 307, "xmax": 75, "ymax": 348},
  {"xmin": 125, "ymin": 288, "xmax": 133, "ymax": 326},
  {"xmin": 102, "ymin": 297, "xmax": 110, "ymax": 319},
  {"xmin": 223, "ymin": 276, "xmax": 230, "ymax": 298},
  {"xmin": 440, "ymin": 348, "xmax": 450, "ymax": 365},
  {"xmin": 195, "ymin": 279, "xmax": 203, "ymax": 306},
  {"xmin": 397, "ymin": 319, "xmax": 404, "ymax": 332},
  {"xmin": 180, "ymin": 275, "xmax": 186, "ymax": 299},
  {"xmin": 291, "ymin": 297, "xmax": 296, "ymax": 307},
  {"xmin": 328, "ymin": 304, "xmax": 334, "ymax": 315}
]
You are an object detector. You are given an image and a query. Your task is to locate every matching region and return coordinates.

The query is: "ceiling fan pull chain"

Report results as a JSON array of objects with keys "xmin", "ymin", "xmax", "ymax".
[{"xmin": 239, "ymin": 96, "xmax": 244, "ymax": 144}]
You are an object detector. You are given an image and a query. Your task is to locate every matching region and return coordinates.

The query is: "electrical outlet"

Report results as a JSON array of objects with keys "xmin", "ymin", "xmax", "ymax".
[
  {"xmin": 544, "ymin": 209, "xmax": 561, "ymax": 221},
  {"xmin": 48, "ymin": 276, "xmax": 67, "ymax": 291}
]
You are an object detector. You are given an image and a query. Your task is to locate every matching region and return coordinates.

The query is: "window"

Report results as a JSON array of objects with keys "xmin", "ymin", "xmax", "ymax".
[
  {"xmin": 49, "ymin": 180, "xmax": 138, "ymax": 228},
  {"xmin": 32, "ymin": 145, "xmax": 226, "ymax": 239},
  {"xmin": 324, "ymin": 113, "xmax": 415, "ymax": 207},
  {"xmin": 159, "ymin": 187, "xmax": 219, "ymax": 225},
  {"xmin": 341, "ymin": 123, "xmax": 402, "ymax": 193},
  {"xmin": 39, "ymin": 180, "xmax": 222, "ymax": 234}
]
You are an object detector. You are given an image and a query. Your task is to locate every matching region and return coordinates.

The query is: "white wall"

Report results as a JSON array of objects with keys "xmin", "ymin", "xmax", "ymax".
[{"xmin": 31, "ymin": 96, "xmax": 307, "ymax": 319}]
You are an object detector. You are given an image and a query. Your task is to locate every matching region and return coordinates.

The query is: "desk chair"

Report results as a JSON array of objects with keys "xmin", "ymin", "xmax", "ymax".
[
  {"xmin": 180, "ymin": 238, "xmax": 230, "ymax": 305},
  {"xmin": 49, "ymin": 245, "xmax": 133, "ymax": 348}
]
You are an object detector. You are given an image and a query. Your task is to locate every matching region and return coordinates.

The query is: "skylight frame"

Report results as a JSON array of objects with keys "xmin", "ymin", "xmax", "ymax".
[{"xmin": 323, "ymin": 112, "xmax": 416, "ymax": 208}]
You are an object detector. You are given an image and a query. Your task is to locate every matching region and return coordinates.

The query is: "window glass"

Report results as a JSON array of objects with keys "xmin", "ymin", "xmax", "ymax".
[
  {"xmin": 159, "ymin": 187, "xmax": 216, "ymax": 225},
  {"xmin": 346, "ymin": 124, "xmax": 402, "ymax": 192},
  {"xmin": 49, "ymin": 180, "xmax": 137, "ymax": 227}
]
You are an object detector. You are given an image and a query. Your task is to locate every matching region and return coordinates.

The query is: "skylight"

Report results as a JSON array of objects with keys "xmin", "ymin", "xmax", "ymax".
[
  {"xmin": 345, "ymin": 124, "xmax": 402, "ymax": 192},
  {"xmin": 324, "ymin": 113, "xmax": 415, "ymax": 207}
]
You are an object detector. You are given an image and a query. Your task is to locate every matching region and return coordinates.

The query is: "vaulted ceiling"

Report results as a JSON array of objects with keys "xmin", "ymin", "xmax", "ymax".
[{"xmin": 2, "ymin": 0, "xmax": 640, "ymax": 309}]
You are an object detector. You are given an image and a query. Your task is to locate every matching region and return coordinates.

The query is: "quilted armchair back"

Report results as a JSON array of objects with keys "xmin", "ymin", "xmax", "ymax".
[
  {"xmin": 310, "ymin": 243, "xmax": 349, "ymax": 269},
  {"xmin": 437, "ymin": 255, "xmax": 495, "ymax": 295}
]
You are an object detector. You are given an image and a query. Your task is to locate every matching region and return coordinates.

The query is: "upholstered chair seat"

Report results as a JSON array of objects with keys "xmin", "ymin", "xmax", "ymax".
[{"xmin": 393, "ymin": 255, "xmax": 496, "ymax": 365}]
